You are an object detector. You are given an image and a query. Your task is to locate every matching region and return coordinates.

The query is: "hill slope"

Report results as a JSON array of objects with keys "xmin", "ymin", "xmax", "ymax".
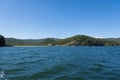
[
  {"xmin": 51, "ymin": 35, "xmax": 120, "ymax": 46},
  {"xmin": 5, "ymin": 38, "xmax": 59, "ymax": 46},
  {"xmin": 5, "ymin": 35, "xmax": 120, "ymax": 46},
  {"xmin": 105, "ymin": 38, "xmax": 120, "ymax": 44}
]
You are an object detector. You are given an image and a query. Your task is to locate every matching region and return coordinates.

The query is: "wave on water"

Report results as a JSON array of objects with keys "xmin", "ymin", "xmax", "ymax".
[
  {"xmin": 0, "ymin": 70, "xmax": 7, "ymax": 80},
  {"xmin": 0, "ymin": 47, "xmax": 120, "ymax": 80}
]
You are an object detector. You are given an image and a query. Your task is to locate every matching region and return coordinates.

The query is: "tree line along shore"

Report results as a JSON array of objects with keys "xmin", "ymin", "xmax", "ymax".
[{"xmin": 0, "ymin": 35, "xmax": 120, "ymax": 46}]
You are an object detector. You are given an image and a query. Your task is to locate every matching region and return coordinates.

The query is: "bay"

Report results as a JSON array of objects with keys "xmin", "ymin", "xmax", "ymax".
[{"xmin": 0, "ymin": 46, "xmax": 120, "ymax": 80}]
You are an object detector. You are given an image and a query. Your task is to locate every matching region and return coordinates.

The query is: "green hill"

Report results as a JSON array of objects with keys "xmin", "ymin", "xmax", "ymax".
[
  {"xmin": 105, "ymin": 38, "xmax": 120, "ymax": 44},
  {"xmin": 51, "ymin": 35, "xmax": 120, "ymax": 46},
  {"xmin": 5, "ymin": 35, "xmax": 120, "ymax": 46},
  {"xmin": 5, "ymin": 38, "xmax": 59, "ymax": 46},
  {"xmin": 5, "ymin": 38, "xmax": 43, "ymax": 45}
]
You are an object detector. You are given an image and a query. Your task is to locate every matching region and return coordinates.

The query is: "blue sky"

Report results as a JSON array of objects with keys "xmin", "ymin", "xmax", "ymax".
[{"xmin": 0, "ymin": 0, "xmax": 120, "ymax": 39}]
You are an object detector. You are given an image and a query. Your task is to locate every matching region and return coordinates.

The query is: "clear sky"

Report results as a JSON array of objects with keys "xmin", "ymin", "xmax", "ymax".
[{"xmin": 0, "ymin": 0, "xmax": 120, "ymax": 39}]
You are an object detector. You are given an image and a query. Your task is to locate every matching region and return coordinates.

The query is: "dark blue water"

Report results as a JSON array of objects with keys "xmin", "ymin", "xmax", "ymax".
[{"xmin": 0, "ymin": 46, "xmax": 120, "ymax": 80}]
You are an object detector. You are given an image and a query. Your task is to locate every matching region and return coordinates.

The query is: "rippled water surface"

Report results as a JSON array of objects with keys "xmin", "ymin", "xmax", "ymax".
[{"xmin": 0, "ymin": 46, "xmax": 120, "ymax": 80}]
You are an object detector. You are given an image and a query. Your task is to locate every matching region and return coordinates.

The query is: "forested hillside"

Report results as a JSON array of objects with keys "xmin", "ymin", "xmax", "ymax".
[
  {"xmin": 106, "ymin": 38, "xmax": 120, "ymax": 44},
  {"xmin": 5, "ymin": 38, "xmax": 59, "ymax": 46},
  {"xmin": 5, "ymin": 35, "xmax": 120, "ymax": 46},
  {"xmin": 51, "ymin": 35, "xmax": 120, "ymax": 46}
]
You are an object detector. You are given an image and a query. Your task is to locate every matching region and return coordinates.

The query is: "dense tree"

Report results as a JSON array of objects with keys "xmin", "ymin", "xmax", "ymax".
[
  {"xmin": 106, "ymin": 38, "xmax": 120, "ymax": 44},
  {"xmin": 38, "ymin": 38, "xmax": 57, "ymax": 46},
  {"xmin": 0, "ymin": 35, "xmax": 6, "ymax": 46},
  {"xmin": 5, "ymin": 35, "xmax": 120, "ymax": 46},
  {"xmin": 51, "ymin": 35, "xmax": 120, "ymax": 46},
  {"xmin": 5, "ymin": 38, "xmax": 59, "ymax": 46}
]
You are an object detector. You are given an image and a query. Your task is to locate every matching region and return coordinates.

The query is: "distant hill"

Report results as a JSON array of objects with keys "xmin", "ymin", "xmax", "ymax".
[
  {"xmin": 51, "ymin": 35, "xmax": 120, "ymax": 46},
  {"xmin": 5, "ymin": 35, "xmax": 120, "ymax": 46},
  {"xmin": 5, "ymin": 38, "xmax": 59, "ymax": 46},
  {"xmin": 105, "ymin": 38, "xmax": 120, "ymax": 44},
  {"xmin": 5, "ymin": 38, "xmax": 43, "ymax": 45}
]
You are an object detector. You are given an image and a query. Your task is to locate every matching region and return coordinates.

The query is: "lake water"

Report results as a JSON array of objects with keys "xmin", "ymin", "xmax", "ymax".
[{"xmin": 0, "ymin": 46, "xmax": 120, "ymax": 80}]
